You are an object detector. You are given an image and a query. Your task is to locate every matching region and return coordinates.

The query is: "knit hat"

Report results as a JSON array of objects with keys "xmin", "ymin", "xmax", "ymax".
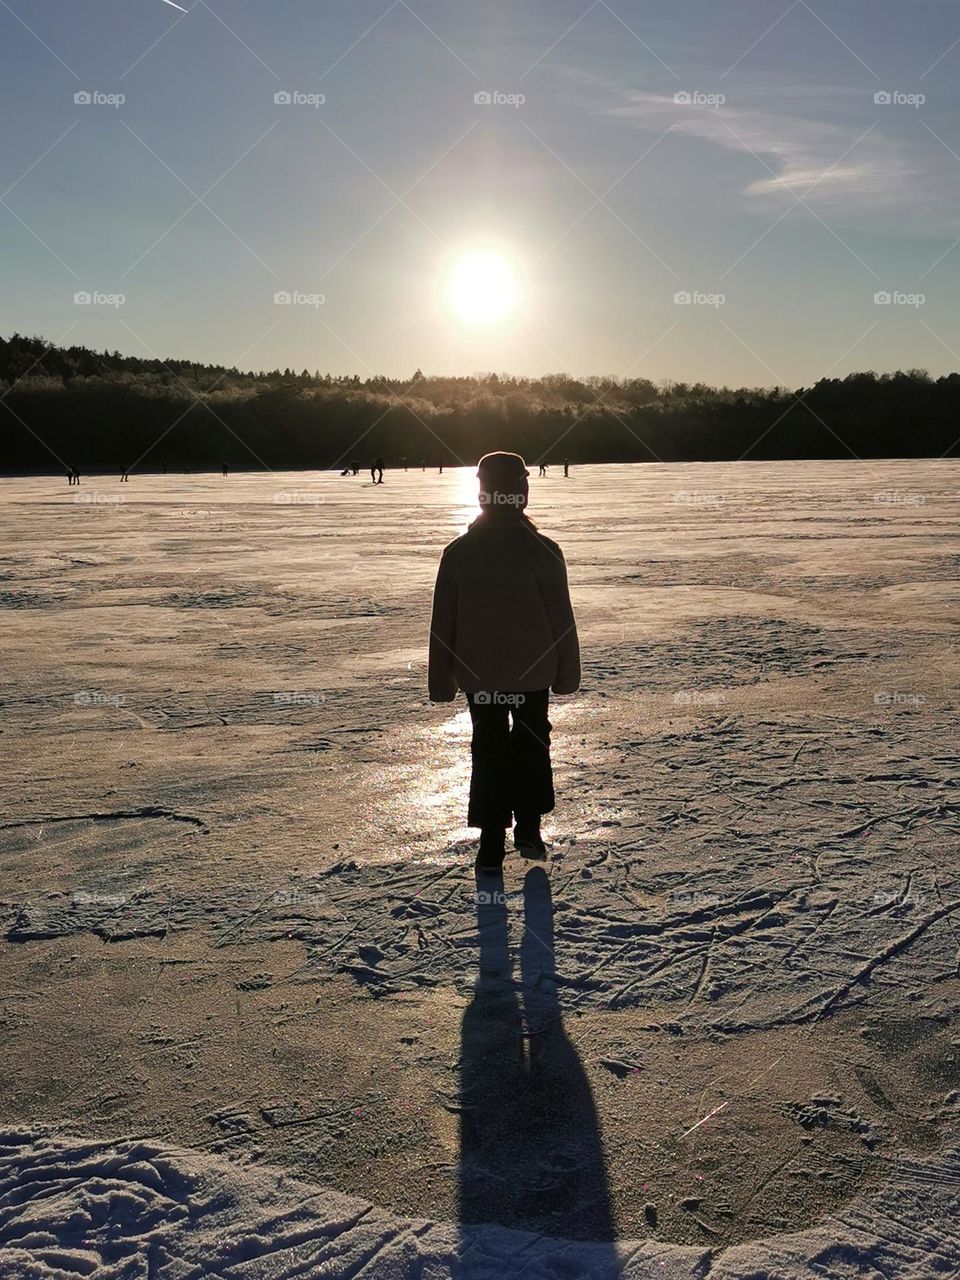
[{"xmin": 476, "ymin": 451, "xmax": 530, "ymax": 483}]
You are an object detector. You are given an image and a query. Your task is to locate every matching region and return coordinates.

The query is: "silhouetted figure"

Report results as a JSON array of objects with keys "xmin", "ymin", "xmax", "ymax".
[
  {"xmin": 421, "ymin": 459, "xmax": 426, "ymax": 471},
  {"xmin": 458, "ymin": 868, "xmax": 615, "ymax": 1248},
  {"xmin": 563, "ymin": 458, "xmax": 570, "ymax": 477},
  {"xmin": 120, "ymin": 468, "xmax": 129, "ymax": 483},
  {"xmin": 341, "ymin": 466, "xmax": 351, "ymax": 476},
  {"xmin": 538, "ymin": 462, "xmax": 547, "ymax": 477},
  {"xmin": 162, "ymin": 462, "xmax": 167, "ymax": 475},
  {"xmin": 439, "ymin": 461, "xmax": 444, "ymax": 475},
  {"xmin": 222, "ymin": 462, "xmax": 228, "ymax": 477},
  {"xmin": 402, "ymin": 456, "xmax": 407, "ymax": 471},
  {"xmin": 371, "ymin": 456, "xmax": 384, "ymax": 484},
  {"xmin": 350, "ymin": 459, "xmax": 360, "ymax": 476},
  {"xmin": 429, "ymin": 451, "xmax": 580, "ymax": 873}
]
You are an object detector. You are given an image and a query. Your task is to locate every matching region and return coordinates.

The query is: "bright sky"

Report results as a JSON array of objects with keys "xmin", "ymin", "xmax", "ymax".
[{"xmin": 4, "ymin": 1, "xmax": 960, "ymax": 385}]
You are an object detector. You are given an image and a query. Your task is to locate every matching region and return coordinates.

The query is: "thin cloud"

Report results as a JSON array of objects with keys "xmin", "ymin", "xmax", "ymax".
[{"xmin": 563, "ymin": 69, "xmax": 960, "ymax": 235}]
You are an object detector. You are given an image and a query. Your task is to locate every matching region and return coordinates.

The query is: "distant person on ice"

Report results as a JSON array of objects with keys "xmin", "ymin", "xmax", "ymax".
[{"xmin": 428, "ymin": 451, "xmax": 580, "ymax": 873}]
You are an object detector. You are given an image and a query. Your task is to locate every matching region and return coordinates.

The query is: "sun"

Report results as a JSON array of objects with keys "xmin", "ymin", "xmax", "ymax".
[{"xmin": 444, "ymin": 248, "xmax": 520, "ymax": 327}]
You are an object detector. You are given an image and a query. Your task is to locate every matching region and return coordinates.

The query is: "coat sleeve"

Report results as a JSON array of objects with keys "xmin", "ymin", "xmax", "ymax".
[
  {"xmin": 428, "ymin": 549, "xmax": 459, "ymax": 702},
  {"xmin": 544, "ymin": 546, "xmax": 581, "ymax": 695}
]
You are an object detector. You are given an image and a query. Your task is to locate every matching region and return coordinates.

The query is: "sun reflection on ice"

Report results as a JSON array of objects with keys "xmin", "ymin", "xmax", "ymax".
[
  {"xmin": 395, "ymin": 710, "xmax": 474, "ymax": 856},
  {"xmin": 451, "ymin": 465, "xmax": 479, "ymax": 530}
]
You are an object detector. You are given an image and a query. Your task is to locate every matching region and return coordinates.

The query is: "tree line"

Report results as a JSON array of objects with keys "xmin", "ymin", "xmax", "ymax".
[{"xmin": 1, "ymin": 333, "xmax": 956, "ymax": 473}]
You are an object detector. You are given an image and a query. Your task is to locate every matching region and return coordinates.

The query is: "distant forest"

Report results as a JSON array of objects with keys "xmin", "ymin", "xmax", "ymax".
[{"xmin": 1, "ymin": 333, "xmax": 957, "ymax": 473}]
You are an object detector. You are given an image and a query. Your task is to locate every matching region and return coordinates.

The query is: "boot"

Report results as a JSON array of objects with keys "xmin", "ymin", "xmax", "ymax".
[
  {"xmin": 513, "ymin": 813, "xmax": 546, "ymax": 858},
  {"xmin": 475, "ymin": 826, "xmax": 506, "ymax": 873}
]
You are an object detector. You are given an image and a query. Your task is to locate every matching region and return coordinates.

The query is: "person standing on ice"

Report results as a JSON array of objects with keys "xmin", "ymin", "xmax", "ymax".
[{"xmin": 428, "ymin": 451, "xmax": 581, "ymax": 873}]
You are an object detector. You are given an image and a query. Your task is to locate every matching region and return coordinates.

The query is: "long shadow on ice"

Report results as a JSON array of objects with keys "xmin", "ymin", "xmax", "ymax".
[{"xmin": 458, "ymin": 866, "xmax": 618, "ymax": 1258}]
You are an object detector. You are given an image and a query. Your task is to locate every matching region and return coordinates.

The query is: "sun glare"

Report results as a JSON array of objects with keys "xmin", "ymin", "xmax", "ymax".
[
  {"xmin": 455, "ymin": 463, "xmax": 479, "ymax": 513},
  {"xmin": 444, "ymin": 249, "xmax": 520, "ymax": 327}
]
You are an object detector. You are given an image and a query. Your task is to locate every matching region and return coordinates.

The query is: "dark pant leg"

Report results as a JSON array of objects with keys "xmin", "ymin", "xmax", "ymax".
[
  {"xmin": 509, "ymin": 690, "xmax": 554, "ymax": 819},
  {"xmin": 466, "ymin": 694, "xmax": 512, "ymax": 828}
]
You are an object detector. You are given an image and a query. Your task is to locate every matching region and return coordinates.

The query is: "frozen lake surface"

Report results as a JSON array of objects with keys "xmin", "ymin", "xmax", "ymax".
[{"xmin": 1, "ymin": 461, "xmax": 958, "ymax": 1276}]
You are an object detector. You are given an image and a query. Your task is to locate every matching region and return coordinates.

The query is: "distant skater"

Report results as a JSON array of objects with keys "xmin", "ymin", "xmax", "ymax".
[
  {"xmin": 439, "ymin": 461, "xmax": 444, "ymax": 475},
  {"xmin": 421, "ymin": 459, "xmax": 426, "ymax": 471},
  {"xmin": 351, "ymin": 459, "xmax": 360, "ymax": 476},
  {"xmin": 222, "ymin": 462, "xmax": 229, "ymax": 477},
  {"xmin": 429, "ymin": 451, "xmax": 581, "ymax": 873},
  {"xmin": 402, "ymin": 456, "xmax": 408, "ymax": 471},
  {"xmin": 563, "ymin": 458, "xmax": 570, "ymax": 478},
  {"xmin": 371, "ymin": 456, "xmax": 384, "ymax": 484},
  {"xmin": 538, "ymin": 462, "xmax": 547, "ymax": 477},
  {"xmin": 120, "ymin": 468, "xmax": 129, "ymax": 483}
]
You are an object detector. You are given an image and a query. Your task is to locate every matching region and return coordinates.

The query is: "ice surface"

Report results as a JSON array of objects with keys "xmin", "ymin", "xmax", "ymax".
[
  {"xmin": 1, "ymin": 462, "xmax": 958, "ymax": 1268},
  {"xmin": 1, "ymin": 1126, "xmax": 958, "ymax": 1278}
]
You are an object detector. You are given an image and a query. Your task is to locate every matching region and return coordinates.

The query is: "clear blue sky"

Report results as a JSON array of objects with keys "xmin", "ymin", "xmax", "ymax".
[{"xmin": 3, "ymin": 0, "xmax": 960, "ymax": 385}]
